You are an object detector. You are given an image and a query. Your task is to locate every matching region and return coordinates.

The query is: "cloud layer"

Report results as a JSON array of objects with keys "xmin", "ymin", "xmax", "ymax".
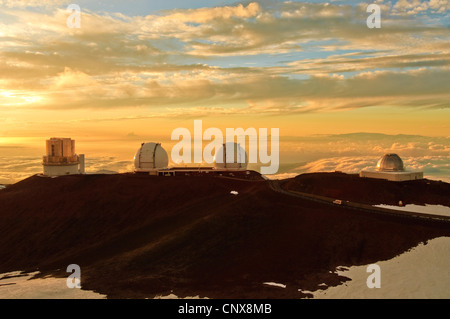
[
  {"xmin": 1, "ymin": 133, "xmax": 448, "ymax": 183},
  {"xmin": 0, "ymin": 1, "xmax": 449, "ymax": 116},
  {"xmin": 0, "ymin": 1, "xmax": 448, "ymax": 183},
  {"xmin": 274, "ymin": 132, "xmax": 450, "ymax": 182}
]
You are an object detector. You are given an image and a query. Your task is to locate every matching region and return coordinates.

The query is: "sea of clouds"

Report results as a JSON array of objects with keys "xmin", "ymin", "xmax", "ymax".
[
  {"xmin": 270, "ymin": 133, "xmax": 450, "ymax": 182},
  {"xmin": 0, "ymin": 156, "xmax": 134, "ymax": 184},
  {"xmin": 1, "ymin": 133, "xmax": 449, "ymax": 184}
]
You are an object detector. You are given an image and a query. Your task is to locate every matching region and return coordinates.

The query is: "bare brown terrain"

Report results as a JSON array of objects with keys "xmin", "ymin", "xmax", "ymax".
[
  {"xmin": 0, "ymin": 172, "xmax": 449, "ymax": 298},
  {"xmin": 284, "ymin": 172, "xmax": 450, "ymax": 206}
]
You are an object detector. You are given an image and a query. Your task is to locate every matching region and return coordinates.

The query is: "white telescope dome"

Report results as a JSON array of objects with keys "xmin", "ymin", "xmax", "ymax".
[
  {"xmin": 214, "ymin": 142, "xmax": 248, "ymax": 170},
  {"xmin": 134, "ymin": 142, "xmax": 169, "ymax": 172}
]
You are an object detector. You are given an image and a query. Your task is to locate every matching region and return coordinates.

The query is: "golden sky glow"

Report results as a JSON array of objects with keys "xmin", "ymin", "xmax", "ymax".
[{"xmin": 0, "ymin": 1, "xmax": 449, "ymax": 182}]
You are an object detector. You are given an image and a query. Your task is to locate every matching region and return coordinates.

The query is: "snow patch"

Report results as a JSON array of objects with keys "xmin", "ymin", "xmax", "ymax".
[
  {"xmin": 374, "ymin": 204, "xmax": 450, "ymax": 217},
  {"xmin": 309, "ymin": 237, "xmax": 450, "ymax": 299},
  {"xmin": 0, "ymin": 271, "xmax": 106, "ymax": 299},
  {"xmin": 263, "ymin": 282, "xmax": 286, "ymax": 288}
]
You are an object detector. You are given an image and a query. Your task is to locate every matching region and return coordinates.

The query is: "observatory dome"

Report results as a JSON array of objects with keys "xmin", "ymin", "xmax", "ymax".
[
  {"xmin": 376, "ymin": 154, "xmax": 404, "ymax": 172},
  {"xmin": 134, "ymin": 142, "xmax": 169, "ymax": 172},
  {"xmin": 214, "ymin": 142, "xmax": 248, "ymax": 170}
]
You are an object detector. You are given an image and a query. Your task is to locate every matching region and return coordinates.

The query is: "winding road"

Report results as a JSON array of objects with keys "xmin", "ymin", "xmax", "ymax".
[{"xmin": 268, "ymin": 179, "xmax": 450, "ymax": 224}]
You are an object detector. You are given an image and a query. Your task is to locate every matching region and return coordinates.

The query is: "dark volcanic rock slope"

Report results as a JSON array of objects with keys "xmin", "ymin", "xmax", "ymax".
[{"xmin": 0, "ymin": 173, "xmax": 449, "ymax": 298}]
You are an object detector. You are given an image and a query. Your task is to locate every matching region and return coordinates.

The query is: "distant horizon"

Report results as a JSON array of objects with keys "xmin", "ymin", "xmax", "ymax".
[{"xmin": 1, "ymin": 131, "xmax": 449, "ymax": 184}]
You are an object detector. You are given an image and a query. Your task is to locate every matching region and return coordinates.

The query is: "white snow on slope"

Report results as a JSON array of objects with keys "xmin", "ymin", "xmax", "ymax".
[
  {"xmin": 309, "ymin": 237, "xmax": 450, "ymax": 299},
  {"xmin": 375, "ymin": 204, "xmax": 450, "ymax": 217}
]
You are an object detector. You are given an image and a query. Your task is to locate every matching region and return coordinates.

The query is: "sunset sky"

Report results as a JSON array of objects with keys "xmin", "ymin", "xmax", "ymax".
[{"xmin": 0, "ymin": 0, "xmax": 449, "ymax": 183}]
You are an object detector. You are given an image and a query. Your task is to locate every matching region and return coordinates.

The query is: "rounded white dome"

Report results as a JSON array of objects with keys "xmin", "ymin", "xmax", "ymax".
[
  {"xmin": 376, "ymin": 153, "xmax": 404, "ymax": 172},
  {"xmin": 134, "ymin": 142, "xmax": 169, "ymax": 172},
  {"xmin": 214, "ymin": 142, "xmax": 248, "ymax": 170}
]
